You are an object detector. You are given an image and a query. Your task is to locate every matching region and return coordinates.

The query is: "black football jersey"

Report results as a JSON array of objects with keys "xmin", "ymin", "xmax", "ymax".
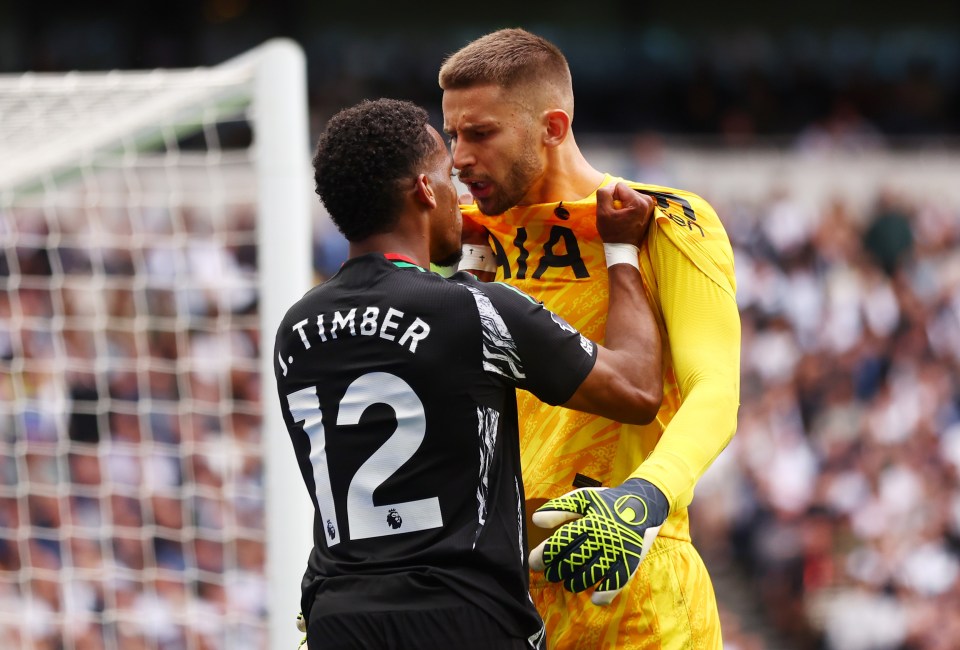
[{"xmin": 273, "ymin": 253, "xmax": 597, "ymax": 643}]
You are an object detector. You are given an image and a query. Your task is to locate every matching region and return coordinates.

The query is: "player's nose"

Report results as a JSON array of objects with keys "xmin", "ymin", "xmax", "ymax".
[{"xmin": 450, "ymin": 139, "xmax": 475, "ymax": 171}]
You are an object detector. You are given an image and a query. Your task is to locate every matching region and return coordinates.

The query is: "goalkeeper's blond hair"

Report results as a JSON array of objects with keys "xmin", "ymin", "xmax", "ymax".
[{"xmin": 438, "ymin": 28, "xmax": 574, "ymax": 117}]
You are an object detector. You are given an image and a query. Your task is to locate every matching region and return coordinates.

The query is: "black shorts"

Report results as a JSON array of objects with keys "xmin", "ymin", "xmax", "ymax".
[{"xmin": 307, "ymin": 603, "xmax": 534, "ymax": 650}]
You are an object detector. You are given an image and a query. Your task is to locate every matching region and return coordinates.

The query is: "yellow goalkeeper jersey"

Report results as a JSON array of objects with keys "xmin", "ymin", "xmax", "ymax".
[{"xmin": 462, "ymin": 174, "xmax": 741, "ymax": 545}]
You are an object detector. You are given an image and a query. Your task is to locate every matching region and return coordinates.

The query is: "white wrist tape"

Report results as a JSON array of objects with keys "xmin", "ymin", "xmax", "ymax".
[
  {"xmin": 458, "ymin": 244, "xmax": 497, "ymax": 273},
  {"xmin": 603, "ymin": 243, "xmax": 640, "ymax": 270}
]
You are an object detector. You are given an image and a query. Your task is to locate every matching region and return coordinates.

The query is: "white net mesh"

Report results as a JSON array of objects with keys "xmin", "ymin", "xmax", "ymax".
[{"xmin": 1, "ymin": 63, "xmax": 273, "ymax": 650}]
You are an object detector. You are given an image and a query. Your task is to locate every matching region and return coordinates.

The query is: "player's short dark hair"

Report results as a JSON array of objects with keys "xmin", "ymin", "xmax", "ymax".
[
  {"xmin": 438, "ymin": 28, "xmax": 572, "ymax": 101},
  {"xmin": 313, "ymin": 98, "xmax": 436, "ymax": 242}
]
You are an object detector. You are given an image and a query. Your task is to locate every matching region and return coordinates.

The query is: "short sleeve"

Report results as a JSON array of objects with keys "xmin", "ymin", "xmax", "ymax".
[{"xmin": 456, "ymin": 274, "xmax": 598, "ymax": 405}]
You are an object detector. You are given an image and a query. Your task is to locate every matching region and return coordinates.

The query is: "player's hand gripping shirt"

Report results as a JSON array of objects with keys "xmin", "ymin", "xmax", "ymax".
[
  {"xmin": 462, "ymin": 175, "xmax": 741, "ymax": 546},
  {"xmin": 273, "ymin": 253, "xmax": 599, "ymax": 645}
]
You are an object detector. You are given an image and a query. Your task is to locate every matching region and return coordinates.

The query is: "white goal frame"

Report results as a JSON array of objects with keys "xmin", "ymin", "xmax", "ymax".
[
  {"xmin": 0, "ymin": 38, "xmax": 313, "ymax": 650},
  {"xmin": 249, "ymin": 39, "xmax": 315, "ymax": 650}
]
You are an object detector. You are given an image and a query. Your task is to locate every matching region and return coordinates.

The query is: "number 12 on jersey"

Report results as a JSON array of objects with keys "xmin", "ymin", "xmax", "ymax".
[{"xmin": 285, "ymin": 372, "xmax": 444, "ymax": 546}]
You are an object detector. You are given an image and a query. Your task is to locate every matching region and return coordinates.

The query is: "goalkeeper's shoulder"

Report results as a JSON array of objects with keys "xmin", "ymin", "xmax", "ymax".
[
  {"xmin": 618, "ymin": 179, "xmax": 722, "ymax": 223},
  {"xmin": 613, "ymin": 177, "xmax": 733, "ymax": 260}
]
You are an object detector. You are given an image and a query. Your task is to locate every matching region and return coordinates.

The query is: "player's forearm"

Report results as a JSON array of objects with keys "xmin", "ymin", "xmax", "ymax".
[
  {"xmin": 632, "ymin": 226, "xmax": 741, "ymax": 510},
  {"xmin": 636, "ymin": 301, "xmax": 741, "ymax": 510},
  {"xmin": 630, "ymin": 378, "xmax": 739, "ymax": 510},
  {"xmin": 591, "ymin": 184, "xmax": 661, "ymax": 421},
  {"xmin": 567, "ymin": 263, "xmax": 662, "ymax": 423}
]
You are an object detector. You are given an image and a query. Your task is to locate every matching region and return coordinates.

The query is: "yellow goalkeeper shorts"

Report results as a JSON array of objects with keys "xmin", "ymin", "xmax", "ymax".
[{"xmin": 530, "ymin": 537, "xmax": 722, "ymax": 650}]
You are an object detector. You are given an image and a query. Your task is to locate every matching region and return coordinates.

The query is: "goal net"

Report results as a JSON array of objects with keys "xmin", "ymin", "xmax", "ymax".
[{"xmin": 0, "ymin": 39, "xmax": 313, "ymax": 650}]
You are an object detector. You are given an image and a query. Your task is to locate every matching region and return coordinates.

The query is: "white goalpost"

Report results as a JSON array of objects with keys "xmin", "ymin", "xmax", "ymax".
[{"xmin": 0, "ymin": 38, "xmax": 313, "ymax": 649}]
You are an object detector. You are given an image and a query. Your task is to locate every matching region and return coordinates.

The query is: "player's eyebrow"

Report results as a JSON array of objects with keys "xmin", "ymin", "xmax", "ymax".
[{"xmin": 445, "ymin": 118, "xmax": 497, "ymax": 133}]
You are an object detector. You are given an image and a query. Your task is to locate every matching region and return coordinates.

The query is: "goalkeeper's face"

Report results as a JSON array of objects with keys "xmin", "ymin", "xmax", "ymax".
[
  {"xmin": 442, "ymin": 84, "xmax": 544, "ymax": 216},
  {"xmin": 425, "ymin": 126, "xmax": 463, "ymax": 267}
]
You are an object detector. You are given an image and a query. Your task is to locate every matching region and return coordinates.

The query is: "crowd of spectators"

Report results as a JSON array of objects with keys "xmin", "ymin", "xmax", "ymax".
[
  {"xmin": 680, "ymin": 167, "xmax": 960, "ymax": 648},
  {"xmin": 0, "ymin": 179, "xmax": 269, "ymax": 649},
  {"xmin": 7, "ymin": 155, "xmax": 959, "ymax": 649},
  {"xmin": 3, "ymin": 22, "xmax": 959, "ymax": 642},
  {"xmin": 4, "ymin": 10, "xmax": 958, "ymax": 145}
]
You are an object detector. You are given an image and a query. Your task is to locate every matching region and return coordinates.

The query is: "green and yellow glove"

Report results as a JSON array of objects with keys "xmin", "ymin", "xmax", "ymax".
[
  {"xmin": 529, "ymin": 478, "xmax": 668, "ymax": 606},
  {"xmin": 296, "ymin": 611, "xmax": 307, "ymax": 649}
]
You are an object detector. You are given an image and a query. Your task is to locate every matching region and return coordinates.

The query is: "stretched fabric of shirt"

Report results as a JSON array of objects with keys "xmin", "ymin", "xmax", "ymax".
[{"xmin": 462, "ymin": 174, "xmax": 741, "ymax": 544}]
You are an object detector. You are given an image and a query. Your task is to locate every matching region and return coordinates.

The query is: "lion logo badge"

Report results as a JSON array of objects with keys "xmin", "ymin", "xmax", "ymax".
[{"xmin": 387, "ymin": 509, "xmax": 402, "ymax": 529}]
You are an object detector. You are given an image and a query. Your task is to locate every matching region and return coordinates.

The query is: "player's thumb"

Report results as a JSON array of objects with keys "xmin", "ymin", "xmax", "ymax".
[
  {"xmin": 531, "ymin": 488, "xmax": 597, "ymax": 528},
  {"xmin": 529, "ymin": 538, "xmax": 549, "ymax": 572},
  {"xmin": 531, "ymin": 508, "xmax": 581, "ymax": 529},
  {"xmin": 591, "ymin": 585, "xmax": 628, "ymax": 607}
]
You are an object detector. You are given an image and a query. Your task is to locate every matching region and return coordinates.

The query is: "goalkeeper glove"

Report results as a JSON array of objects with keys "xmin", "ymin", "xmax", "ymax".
[
  {"xmin": 529, "ymin": 478, "xmax": 668, "ymax": 606},
  {"xmin": 296, "ymin": 611, "xmax": 308, "ymax": 650}
]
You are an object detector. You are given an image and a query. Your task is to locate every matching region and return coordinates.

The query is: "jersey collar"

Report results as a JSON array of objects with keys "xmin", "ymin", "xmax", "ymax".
[{"xmin": 384, "ymin": 253, "xmax": 426, "ymax": 272}]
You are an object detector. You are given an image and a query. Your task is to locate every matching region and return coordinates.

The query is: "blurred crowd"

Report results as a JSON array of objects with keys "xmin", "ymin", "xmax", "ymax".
[
  {"xmin": 3, "ymin": 146, "xmax": 960, "ymax": 650},
  {"xmin": 4, "ymin": 13, "xmax": 958, "ymax": 144},
  {"xmin": 301, "ymin": 26, "xmax": 959, "ymax": 147},
  {"xmin": 683, "ymin": 172, "xmax": 960, "ymax": 648},
  {"xmin": 0, "ymin": 195, "xmax": 269, "ymax": 649},
  {"xmin": 3, "ymin": 9, "xmax": 959, "ymax": 649}
]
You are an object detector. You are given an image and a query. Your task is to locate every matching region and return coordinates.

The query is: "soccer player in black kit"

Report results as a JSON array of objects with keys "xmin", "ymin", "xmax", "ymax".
[{"xmin": 273, "ymin": 98, "xmax": 662, "ymax": 650}]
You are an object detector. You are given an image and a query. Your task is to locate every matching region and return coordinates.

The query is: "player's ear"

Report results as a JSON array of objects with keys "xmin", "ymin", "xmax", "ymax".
[
  {"xmin": 414, "ymin": 173, "xmax": 438, "ymax": 209},
  {"xmin": 543, "ymin": 108, "xmax": 570, "ymax": 147}
]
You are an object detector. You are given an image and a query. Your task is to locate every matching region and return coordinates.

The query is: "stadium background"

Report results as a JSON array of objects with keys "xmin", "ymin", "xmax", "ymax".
[{"xmin": 3, "ymin": 2, "xmax": 960, "ymax": 649}]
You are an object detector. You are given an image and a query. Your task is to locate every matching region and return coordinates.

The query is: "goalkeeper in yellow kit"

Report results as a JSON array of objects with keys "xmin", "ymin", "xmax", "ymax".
[{"xmin": 440, "ymin": 29, "xmax": 741, "ymax": 649}]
